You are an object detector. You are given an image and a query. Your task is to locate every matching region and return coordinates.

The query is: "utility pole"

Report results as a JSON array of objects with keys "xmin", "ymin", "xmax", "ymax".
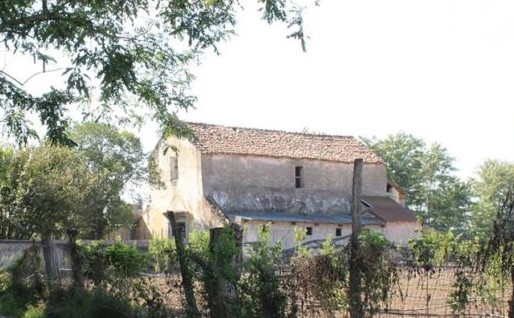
[{"xmin": 349, "ymin": 158, "xmax": 364, "ymax": 318}]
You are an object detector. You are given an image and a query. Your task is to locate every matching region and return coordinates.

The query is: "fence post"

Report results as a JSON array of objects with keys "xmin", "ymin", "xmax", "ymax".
[
  {"xmin": 349, "ymin": 158, "xmax": 364, "ymax": 318},
  {"xmin": 168, "ymin": 211, "xmax": 200, "ymax": 318}
]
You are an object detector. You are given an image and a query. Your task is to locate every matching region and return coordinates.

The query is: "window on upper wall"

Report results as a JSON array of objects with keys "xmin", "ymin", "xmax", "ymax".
[
  {"xmin": 306, "ymin": 226, "xmax": 313, "ymax": 236},
  {"xmin": 170, "ymin": 156, "xmax": 178, "ymax": 181},
  {"xmin": 295, "ymin": 166, "xmax": 303, "ymax": 188},
  {"xmin": 335, "ymin": 228, "xmax": 342, "ymax": 237}
]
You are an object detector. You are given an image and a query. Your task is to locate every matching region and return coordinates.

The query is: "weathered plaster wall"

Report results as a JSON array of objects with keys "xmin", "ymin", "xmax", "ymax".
[
  {"xmin": 201, "ymin": 155, "xmax": 387, "ymax": 214},
  {"xmin": 144, "ymin": 138, "xmax": 225, "ymax": 238},
  {"xmin": 376, "ymin": 222, "xmax": 421, "ymax": 245},
  {"xmin": 242, "ymin": 221, "xmax": 391, "ymax": 251},
  {"xmin": 0, "ymin": 241, "xmax": 69, "ymax": 270},
  {"xmin": 242, "ymin": 221, "xmax": 352, "ymax": 251}
]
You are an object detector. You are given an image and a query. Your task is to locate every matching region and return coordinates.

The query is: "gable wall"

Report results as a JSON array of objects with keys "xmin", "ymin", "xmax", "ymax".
[{"xmin": 143, "ymin": 138, "xmax": 225, "ymax": 238}]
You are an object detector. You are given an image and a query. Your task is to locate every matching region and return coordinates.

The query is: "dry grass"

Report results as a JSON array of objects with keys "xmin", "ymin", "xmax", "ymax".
[{"xmin": 146, "ymin": 267, "xmax": 510, "ymax": 318}]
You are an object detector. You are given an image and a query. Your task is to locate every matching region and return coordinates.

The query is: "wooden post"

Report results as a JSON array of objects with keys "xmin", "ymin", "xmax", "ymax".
[
  {"xmin": 349, "ymin": 158, "xmax": 364, "ymax": 318},
  {"xmin": 207, "ymin": 226, "xmax": 242, "ymax": 317},
  {"xmin": 168, "ymin": 211, "xmax": 200, "ymax": 318}
]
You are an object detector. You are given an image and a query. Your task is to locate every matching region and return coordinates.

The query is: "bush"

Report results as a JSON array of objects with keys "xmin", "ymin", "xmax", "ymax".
[
  {"xmin": 149, "ymin": 238, "xmax": 177, "ymax": 273},
  {"xmin": 45, "ymin": 287, "xmax": 135, "ymax": 318},
  {"xmin": 0, "ymin": 245, "xmax": 46, "ymax": 316},
  {"xmin": 239, "ymin": 226, "xmax": 287, "ymax": 318},
  {"xmin": 83, "ymin": 241, "xmax": 146, "ymax": 286}
]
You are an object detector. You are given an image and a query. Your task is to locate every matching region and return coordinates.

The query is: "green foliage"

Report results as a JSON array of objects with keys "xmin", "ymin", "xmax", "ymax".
[
  {"xmin": 0, "ymin": 123, "xmax": 147, "ymax": 240},
  {"xmin": 448, "ymin": 269, "xmax": 473, "ymax": 316},
  {"xmin": 44, "ymin": 287, "xmax": 136, "ymax": 318},
  {"xmin": 321, "ymin": 234, "xmax": 336, "ymax": 256},
  {"xmin": 83, "ymin": 241, "xmax": 146, "ymax": 286},
  {"xmin": 0, "ymin": 146, "xmax": 32, "ymax": 239},
  {"xmin": 81, "ymin": 241, "xmax": 166, "ymax": 317},
  {"xmin": 0, "ymin": 0, "xmax": 312, "ymax": 145},
  {"xmin": 188, "ymin": 229, "xmax": 210, "ymax": 256},
  {"xmin": 239, "ymin": 225, "xmax": 287, "ymax": 318},
  {"xmin": 149, "ymin": 238, "xmax": 177, "ymax": 272},
  {"xmin": 469, "ymin": 160, "xmax": 514, "ymax": 239},
  {"xmin": 106, "ymin": 241, "xmax": 146, "ymax": 279},
  {"xmin": 290, "ymin": 249, "xmax": 347, "ymax": 314},
  {"xmin": 0, "ymin": 292, "xmax": 25, "ymax": 317},
  {"xmin": 0, "ymin": 246, "xmax": 46, "ymax": 317},
  {"xmin": 363, "ymin": 133, "xmax": 470, "ymax": 232},
  {"xmin": 69, "ymin": 122, "xmax": 148, "ymax": 239},
  {"xmin": 22, "ymin": 305, "xmax": 44, "ymax": 318},
  {"xmin": 293, "ymin": 225, "xmax": 311, "ymax": 257},
  {"xmin": 409, "ymin": 230, "xmax": 457, "ymax": 271},
  {"xmin": 7, "ymin": 246, "xmax": 46, "ymax": 307},
  {"xmin": 201, "ymin": 227, "xmax": 242, "ymax": 317},
  {"xmin": 356, "ymin": 230, "xmax": 399, "ymax": 316}
]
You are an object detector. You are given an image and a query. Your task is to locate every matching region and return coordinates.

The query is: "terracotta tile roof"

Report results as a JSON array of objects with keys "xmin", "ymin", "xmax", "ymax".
[
  {"xmin": 186, "ymin": 122, "xmax": 382, "ymax": 163},
  {"xmin": 362, "ymin": 196, "xmax": 418, "ymax": 223}
]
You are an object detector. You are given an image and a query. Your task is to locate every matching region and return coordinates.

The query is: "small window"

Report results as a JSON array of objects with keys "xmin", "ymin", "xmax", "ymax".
[
  {"xmin": 170, "ymin": 156, "xmax": 178, "ymax": 181},
  {"xmin": 335, "ymin": 228, "xmax": 342, "ymax": 237},
  {"xmin": 295, "ymin": 166, "xmax": 303, "ymax": 188},
  {"xmin": 174, "ymin": 222, "xmax": 187, "ymax": 242},
  {"xmin": 306, "ymin": 226, "xmax": 313, "ymax": 236}
]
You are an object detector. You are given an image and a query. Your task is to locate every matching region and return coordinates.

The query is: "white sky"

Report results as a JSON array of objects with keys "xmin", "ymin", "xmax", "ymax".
[
  {"xmin": 171, "ymin": 0, "xmax": 514, "ymax": 179},
  {"xmin": 3, "ymin": 0, "xmax": 514, "ymax": 180}
]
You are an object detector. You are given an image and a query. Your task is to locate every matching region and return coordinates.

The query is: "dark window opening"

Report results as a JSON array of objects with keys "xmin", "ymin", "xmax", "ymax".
[
  {"xmin": 335, "ymin": 228, "xmax": 342, "ymax": 237},
  {"xmin": 174, "ymin": 222, "xmax": 187, "ymax": 241},
  {"xmin": 386, "ymin": 183, "xmax": 392, "ymax": 193},
  {"xmin": 170, "ymin": 157, "xmax": 178, "ymax": 181},
  {"xmin": 295, "ymin": 166, "xmax": 303, "ymax": 188},
  {"xmin": 306, "ymin": 226, "xmax": 313, "ymax": 236}
]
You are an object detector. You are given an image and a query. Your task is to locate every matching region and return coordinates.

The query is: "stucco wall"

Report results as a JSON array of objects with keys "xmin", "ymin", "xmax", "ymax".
[
  {"xmin": 202, "ymin": 154, "xmax": 387, "ymax": 214},
  {"xmin": 241, "ymin": 221, "xmax": 395, "ymax": 251},
  {"xmin": 144, "ymin": 138, "xmax": 225, "ymax": 238},
  {"xmin": 242, "ymin": 221, "xmax": 352, "ymax": 251},
  {"xmin": 376, "ymin": 222, "xmax": 421, "ymax": 245},
  {"xmin": 0, "ymin": 240, "xmax": 70, "ymax": 270}
]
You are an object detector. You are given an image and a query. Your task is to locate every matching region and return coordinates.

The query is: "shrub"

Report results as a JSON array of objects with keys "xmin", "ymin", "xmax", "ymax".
[
  {"xmin": 239, "ymin": 226, "xmax": 287, "ymax": 318},
  {"xmin": 149, "ymin": 238, "xmax": 177, "ymax": 273}
]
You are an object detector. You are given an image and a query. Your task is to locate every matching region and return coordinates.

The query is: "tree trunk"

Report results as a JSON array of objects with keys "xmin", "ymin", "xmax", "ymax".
[
  {"xmin": 42, "ymin": 233, "xmax": 60, "ymax": 282},
  {"xmin": 67, "ymin": 229, "xmax": 84, "ymax": 291},
  {"xmin": 168, "ymin": 211, "xmax": 200, "ymax": 318},
  {"xmin": 349, "ymin": 158, "xmax": 364, "ymax": 318}
]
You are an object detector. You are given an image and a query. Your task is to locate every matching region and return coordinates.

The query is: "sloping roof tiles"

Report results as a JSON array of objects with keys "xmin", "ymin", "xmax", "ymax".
[
  {"xmin": 362, "ymin": 196, "xmax": 418, "ymax": 223},
  {"xmin": 186, "ymin": 122, "xmax": 382, "ymax": 163}
]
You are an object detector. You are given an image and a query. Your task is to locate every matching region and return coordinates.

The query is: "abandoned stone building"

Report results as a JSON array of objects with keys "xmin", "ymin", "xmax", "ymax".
[{"xmin": 142, "ymin": 122, "xmax": 420, "ymax": 249}]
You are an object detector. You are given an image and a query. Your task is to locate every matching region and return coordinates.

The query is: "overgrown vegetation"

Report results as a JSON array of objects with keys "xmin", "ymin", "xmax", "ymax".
[{"xmin": 5, "ymin": 199, "xmax": 514, "ymax": 317}]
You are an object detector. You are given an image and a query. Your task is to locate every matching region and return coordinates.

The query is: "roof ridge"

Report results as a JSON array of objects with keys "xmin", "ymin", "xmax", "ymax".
[
  {"xmin": 184, "ymin": 121, "xmax": 356, "ymax": 139},
  {"xmin": 180, "ymin": 121, "xmax": 383, "ymax": 164}
]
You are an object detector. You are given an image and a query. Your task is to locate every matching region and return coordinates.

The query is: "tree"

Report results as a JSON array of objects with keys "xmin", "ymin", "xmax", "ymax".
[
  {"xmin": 70, "ymin": 122, "xmax": 148, "ymax": 239},
  {"xmin": 0, "ymin": 146, "xmax": 32, "ymax": 239},
  {"xmin": 0, "ymin": 0, "xmax": 310, "ymax": 145},
  {"xmin": 363, "ymin": 133, "xmax": 470, "ymax": 232},
  {"xmin": 469, "ymin": 160, "xmax": 514, "ymax": 239},
  {"xmin": 0, "ymin": 123, "xmax": 149, "ymax": 240}
]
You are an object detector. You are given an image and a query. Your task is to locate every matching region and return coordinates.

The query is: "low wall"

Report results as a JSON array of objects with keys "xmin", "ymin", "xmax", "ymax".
[{"xmin": 0, "ymin": 240, "xmax": 150, "ymax": 271}]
